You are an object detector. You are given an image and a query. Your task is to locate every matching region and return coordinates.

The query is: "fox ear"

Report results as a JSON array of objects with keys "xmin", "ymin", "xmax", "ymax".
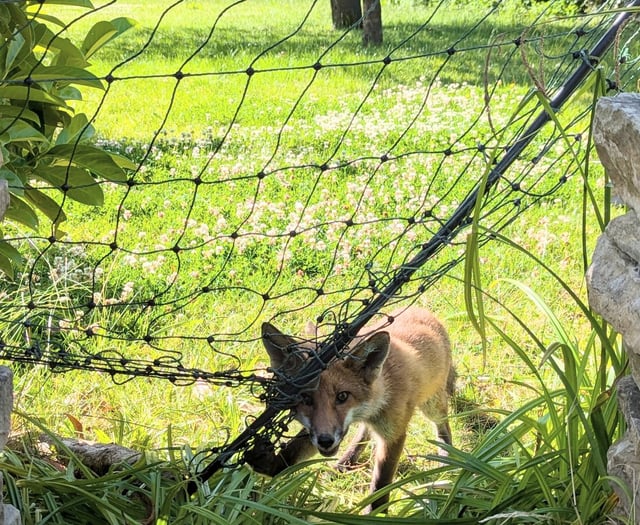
[
  {"xmin": 261, "ymin": 323, "xmax": 299, "ymax": 371},
  {"xmin": 303, "ymin": 321, "xmax": 317, "ymax": 338},
  {"xmin": 348, "ymin": 331, "xmax": 390, "ymax": 384}
]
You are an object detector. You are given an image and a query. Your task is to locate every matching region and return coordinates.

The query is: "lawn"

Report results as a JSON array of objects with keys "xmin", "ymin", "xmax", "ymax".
[{"xmin": 0, "ymin": 0, "xmax": 636, "ymax": 522}]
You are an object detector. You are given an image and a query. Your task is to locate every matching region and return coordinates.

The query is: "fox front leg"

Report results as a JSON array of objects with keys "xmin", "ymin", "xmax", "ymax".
[
  {"xmin": 245, "ymin": 430, "xmax": 317, "ymax": 476},
  {"xmin": 336, "ymin": 424, "xmax": 370, "ymax": 471},
  {"xmin": 366, "ymin": 432, "xmax": 407, "ymax": 513}
]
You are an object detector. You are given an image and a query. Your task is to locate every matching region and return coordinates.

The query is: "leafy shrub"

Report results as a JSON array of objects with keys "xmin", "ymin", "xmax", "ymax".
[{"xmin": 0, "ymin": 0, "xmax": 136, "ymax": 277}]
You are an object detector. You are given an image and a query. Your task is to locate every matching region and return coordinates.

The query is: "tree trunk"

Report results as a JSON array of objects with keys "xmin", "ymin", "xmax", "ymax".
[
  {"xmin": 362, "ymin": 0, "xmax": 382, "ymax": 45},
  {"xmin": 330, "ymin": 0, "xmax": 362, "ymax": 29}
]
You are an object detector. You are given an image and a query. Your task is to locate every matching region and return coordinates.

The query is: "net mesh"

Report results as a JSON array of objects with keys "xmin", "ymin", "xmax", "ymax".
[{"xmin": 0, "ymin": 0, "xmax": 638, "ymax": 478}]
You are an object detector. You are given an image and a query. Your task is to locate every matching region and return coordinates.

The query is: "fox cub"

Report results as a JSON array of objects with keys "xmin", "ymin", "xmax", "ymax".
[{"xmin": 246, "ymin": 306, "xmax": 454, "ymax": 512}]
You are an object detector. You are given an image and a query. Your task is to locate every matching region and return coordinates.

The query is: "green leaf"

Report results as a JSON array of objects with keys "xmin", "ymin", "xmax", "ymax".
[
  {"xmin": 28, "ymin": 12, "xmax": 67, "ymax": 29},
  {"xmin": 106, "ymin": 152, "xmax": 137, "ymax": 171},
  {"xmin": 27, "ymin": 65, "xmax": 105, "ymax": 90},
  {"xmin": 54, "ymin": 114, "xmax": 94, "ymax": 145},
  {"xmin": 46, "ymin": 144, "xmax": 133, "ymax": 182},
  {"xmin": 5, "ymin": 31, "xmax": 26, "ymax": 72},
  {"xmin": 39, "ymin": 104, "xmax": 73, "ymax": 133},
  {"xmin": 589, "ymin": 402, "xmax": 612, "ymax": 477},
  {"xmin": 110, "ymin": 17, "xmax": 138, "ymax": 36},
  {"xmin": 0, "ymin": 118, "xmax": 48, "ymax": 144},
  {"xmin": 4, "ymin": 194, "xmax": 39, "ymax": 230},
  {"xmin": 57, "ymin": 85, "xmax": 83, "ymax": 102},
  {"xmin": 0, "ymin": 168, "xmax": 25, "ymax": 195},
  {"xmin": 501, "ymin": 278, "xmax": 573, "ymax": 348},
  {"xmin": 24, "ymin": 188, "xmax": 67, "ymax": 226},
  {"xmin": 0, "ymin": 105, "xmax": 41, "ymax": 124},
  {"xmin": 32, "ymin": 24, "xmax": 88, "ymax": 69},
  {"xmin": 4, "ymin": 4, "xmax": 27, "ymax": 28},
  {"xmin": 0, "ymin": 240, "xmax": 25, "ymax": 268},
  {"xmin": 29, "ymin": 0, "xmax": 94, "ymax": 6},
  {"xmin": 82, "ymin": 18, "xmax": 136, "ymax": 59},
  {"xmin": 0, "ymin": 252, "xmax": 15, "ymax": 279},
  {"xmin": 81, "ymin": 21, "xmax": 118, "ymax": 59},
  {"xmin": 0, "ymin": 85, "xmax": 68, "ymax": 107},
  {"xmin": 32, "ymin": 166, "xmax": 104, "ymax": 206}
]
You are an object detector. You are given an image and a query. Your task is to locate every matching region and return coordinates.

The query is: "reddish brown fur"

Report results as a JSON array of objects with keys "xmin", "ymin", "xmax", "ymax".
[{"xmin": 245, "ymin": 306, "xmax": 454, "ymax": 513}]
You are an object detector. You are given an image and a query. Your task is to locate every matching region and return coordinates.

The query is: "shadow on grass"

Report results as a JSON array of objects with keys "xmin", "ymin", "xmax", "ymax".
[{"xmin": 95, "ymin": 14, "xmax": 590, "ymax": 88}]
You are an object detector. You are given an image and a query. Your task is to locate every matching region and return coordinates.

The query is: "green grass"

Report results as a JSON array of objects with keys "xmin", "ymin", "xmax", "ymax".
[
  {"xmin": 46, "ymin": 0, "xmax": 582, "ymax": 137},
  {"xmin": 1, "ymin": 0, "xmax": 638, "ymax": 522}
]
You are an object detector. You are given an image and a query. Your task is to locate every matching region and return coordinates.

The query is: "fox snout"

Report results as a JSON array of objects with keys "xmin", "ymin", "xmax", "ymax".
[{"xmin": 312, "ymin": 430, "xmax": 343, "ymax": 456}]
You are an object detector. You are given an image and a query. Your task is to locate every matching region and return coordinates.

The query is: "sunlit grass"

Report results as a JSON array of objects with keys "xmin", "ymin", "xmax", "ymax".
[
  {"xmin": 43, "ymin": 0, "xmax": 578, "ymax": 138},
  {"xmin": 2, "ymin": 0, "xmax": 636, "ymax": 522}
]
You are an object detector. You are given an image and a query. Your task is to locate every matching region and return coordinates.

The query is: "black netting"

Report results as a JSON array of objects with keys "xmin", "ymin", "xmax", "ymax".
[{"xmin": 0, "ymin": 0, "xmax": 638, "ymax": 481}]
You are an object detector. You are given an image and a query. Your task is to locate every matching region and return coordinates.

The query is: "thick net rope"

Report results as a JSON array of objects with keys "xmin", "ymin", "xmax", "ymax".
[{"xmin": 0, "ymin": 0, "xmax": 638, "ymax": 480}]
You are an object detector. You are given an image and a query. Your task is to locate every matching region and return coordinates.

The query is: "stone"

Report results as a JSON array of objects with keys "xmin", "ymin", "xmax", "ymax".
[
  {"xmin": 0, "ymin": 179, "xmax": 8, "ymax": 221},
  {"xmin": 0, "ymin": 367, "xmax": 19, "ymax": 525},
  {"xmin": 628, "ymin": 349, "xmax": 640, "ymax": 385},
  {"xmin": 0, "ymin": 367, "xmax": 12, "ymax": 450},
  {"xmin": 586, "ymin": 211, "xmax": 640, "ymax": 352},
  {"xmin": 590, "ymin": 93, "xmax": 640, "ymax": 524},
  {"xmin": 2, "ymin": 505, "xmax": 19, "ymax": 525},
  {"xmin": 593, "ymin": 93, "xmax": 640, "ymax": 215},
  {"xmin": 608, "ymin": 376, "xmax": 640, "ymax": 520},
  {"xmin": 617, "ymin": 375, "xmax": 640, "ymax": 452}
]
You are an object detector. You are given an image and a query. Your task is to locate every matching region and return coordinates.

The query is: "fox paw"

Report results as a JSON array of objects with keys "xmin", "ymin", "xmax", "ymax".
[{"xmin": 335, "ymin": 458, "xmax": 364, "ymax": 473}]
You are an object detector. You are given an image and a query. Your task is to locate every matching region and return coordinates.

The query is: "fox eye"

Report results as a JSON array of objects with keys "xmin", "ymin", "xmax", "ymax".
[
  {"xmin": 336, "ymin": 391, "xmax": 349, "ymax": 404},
  {"xmin": 300, "ymin": 393, "xmax": 313, "ymax": 406}
]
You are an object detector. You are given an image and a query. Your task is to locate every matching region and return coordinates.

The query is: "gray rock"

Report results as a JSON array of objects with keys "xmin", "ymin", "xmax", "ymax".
[
  {"xmin": 593, "ymin": 94, "xmax": 640, "ymax": 215},
  {"xmin": 0, "ymin": 367, "xmax": 11, "ymax": 451},
  {"xmin": 0, "ymin": 368, "xmax": 19, "ymax": 524},
  {"xmin": 608, "ymin": 377, "xmax": 640, "ymax": 521},
  {"xmin": 1, "ymin": 505, "xmax": 20, "ymax": 525},
  {"xmin": 589, "ymin": 94, "xmax": 640, "ymax": 524},
  {"xmin": 586, "ymin": 212, "xmax": 640, "ymax": 352},
  {"xmin": 0, "ymin": 180, "xmax": 8, "ymax": 222}
]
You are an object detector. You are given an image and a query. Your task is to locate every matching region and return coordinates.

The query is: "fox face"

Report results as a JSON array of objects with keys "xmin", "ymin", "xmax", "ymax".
[{"xmin": 261, "ymin": 323, "xmax": 390, "ymax": 457}]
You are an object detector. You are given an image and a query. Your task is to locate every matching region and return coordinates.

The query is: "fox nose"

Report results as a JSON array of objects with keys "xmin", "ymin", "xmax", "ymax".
[{"xmin": 316, "ymin": 434, "xmax": 336, "ymax": 451}]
